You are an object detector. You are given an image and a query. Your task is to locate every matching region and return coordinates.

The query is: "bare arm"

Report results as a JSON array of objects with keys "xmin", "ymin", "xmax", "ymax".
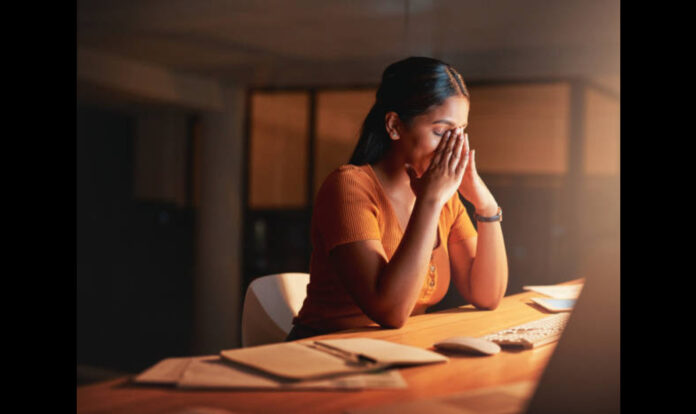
[
  {"xmin": 450, "ymin": 136, "xmax": 508, "ymax": 309},
  {"xmin": 329, "ymin": 129, "xmax": 467, "ymax": 328},
  {"xmin": 330, "ymin": 198, "xmax": 442, "ymax": 328},
  {"xmin": 450, "ymin": 222, "xmax": 508, "ymax": 310}
]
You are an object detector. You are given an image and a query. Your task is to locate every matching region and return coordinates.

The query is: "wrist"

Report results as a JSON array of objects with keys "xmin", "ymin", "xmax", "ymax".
[
  {"xmin": 475, "ymin": 203, "xmax": 499, "ymax": 217},
  {"xmin": 473, "ymin": 206, "xmax": 502, "ymax": 223},
  {"xmin": 415, "ymin": 195, "xmax": 446, "ymax": 211}
]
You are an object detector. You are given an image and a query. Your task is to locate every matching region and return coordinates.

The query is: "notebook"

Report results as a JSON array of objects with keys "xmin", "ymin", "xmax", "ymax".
[
  {"xmin": 219, "ymin": 337, "xmax": 449, "ymax": 381},
  {"xmin": 133, "ymin": 354, "xmax": 408, "ymax": 390},
  {"xmin": 133, "ymin": 337, "xmax": 446, "ymax": 390}
]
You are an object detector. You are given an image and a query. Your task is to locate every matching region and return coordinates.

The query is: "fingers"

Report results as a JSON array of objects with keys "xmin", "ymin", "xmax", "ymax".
[
  {"xmin": 469, "ymin": 149, "xmax": 477, "ymax": 175},
  {"xmin": 455, "ymin": 133, "xmax": 470, "ymax": 176},
  {"xmin": 448, "ymin": 129, "xmax": 465, "ymax": 172},
  {"xmin": 443, "ymin": 129, "xmax": 460, "ymax": 167},
  {"xmin": 463, "ymin": 147, "xmax": 479, "ymax": 180},
  {"xmin": 429, "ymin": 130, "xmax": 451, "ymax": 168}
]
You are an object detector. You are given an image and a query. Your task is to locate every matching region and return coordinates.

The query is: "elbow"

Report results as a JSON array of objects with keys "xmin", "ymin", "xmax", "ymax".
[
  {"xmin": 468, "ymin": 278, "xmax": 506, "ymax": 311},
  {"xmin": 368, "ymin": 306, "xmax": 409, "ymax": 329},
  {"xmin": 378, "ymin": 317, "xmax": 407, "ymax": 329},
  {"xmin": 475, "ymin": 303, "xmax": 499, "ymax": 311},
  {"xmin": 471, "ymin": 296, "xmax": 502, "ymax": 311}
]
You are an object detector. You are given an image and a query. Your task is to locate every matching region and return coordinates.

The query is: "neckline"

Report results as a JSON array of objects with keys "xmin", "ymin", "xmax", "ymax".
[{"xmin": 365, "ymin": 164, "xmax": 443, "ymax": 252}]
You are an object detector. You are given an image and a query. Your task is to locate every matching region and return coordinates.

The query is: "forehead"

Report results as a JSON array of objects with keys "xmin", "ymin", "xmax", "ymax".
[{"xmin": 423, "ymin": 95, "xmax": 470, "ymax": 126}]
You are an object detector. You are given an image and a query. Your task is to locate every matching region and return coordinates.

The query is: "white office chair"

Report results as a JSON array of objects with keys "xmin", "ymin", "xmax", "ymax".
[{"xmin": 241, "ymin": 272, "xmax": 310, "ymax": 347}]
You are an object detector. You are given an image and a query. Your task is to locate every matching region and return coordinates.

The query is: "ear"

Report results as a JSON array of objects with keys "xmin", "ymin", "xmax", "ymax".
[{"xmin": 384, "ymin": 111, "xmax": 401, "ymax": 141}]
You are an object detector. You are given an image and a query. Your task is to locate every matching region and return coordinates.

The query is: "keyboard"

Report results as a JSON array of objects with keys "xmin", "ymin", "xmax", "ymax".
[{"xmin": 482, "ymin": 313, "xmax": 571, "ymax": 349}]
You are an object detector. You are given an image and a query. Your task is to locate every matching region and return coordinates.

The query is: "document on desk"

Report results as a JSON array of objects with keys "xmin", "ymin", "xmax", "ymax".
[
  {"xmin": 530, "ymin": 297, "xmax": 577, "ymax": 312},
  {"xmin": 133, "ymin": 355, "xmax": 407, "ymax": 390},
  {"xmin": 523, "ymin": 283, "xmax": 583, "ymax": 299},
  {"xmin": 134, "ymin": 338, "xmax": 444, "ymax": 390},
  {"xmin": 134, "ymin": 356, "xmax": 199, "ymax": 385},
  {"xmin": 219, "ymin": 337, "xmax": 448, "ymax": 381},
  {"xmin": 178, "ymin": 356, "xmax": 407, "ymax": 390}
]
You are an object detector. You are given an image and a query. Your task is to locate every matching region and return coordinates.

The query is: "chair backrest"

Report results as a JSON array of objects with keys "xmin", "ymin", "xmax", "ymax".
[{"xmin": 241, "ymin": 272, "xmax": 310, "ymax": 347}]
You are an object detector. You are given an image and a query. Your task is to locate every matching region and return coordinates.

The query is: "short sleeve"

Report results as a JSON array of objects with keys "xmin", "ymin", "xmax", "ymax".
[
  {"xmin": 313, "ymin": 168, "xmax": 382, "ymax": 253},
  {"xmin": 448, "ymin": 194, "xmax": 477, "ymax": 244}
]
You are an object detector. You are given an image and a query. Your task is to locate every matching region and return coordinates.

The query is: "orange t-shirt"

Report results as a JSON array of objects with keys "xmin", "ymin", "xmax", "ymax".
[{"xmin": 293, "ymin": 164, "xmax": 477, "ymax": 332}]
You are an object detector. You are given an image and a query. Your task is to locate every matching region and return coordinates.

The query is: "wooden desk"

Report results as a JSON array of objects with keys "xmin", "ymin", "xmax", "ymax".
[{"xmin": 77, "ymin": 281, "xmax": 580, "ymax": 414}]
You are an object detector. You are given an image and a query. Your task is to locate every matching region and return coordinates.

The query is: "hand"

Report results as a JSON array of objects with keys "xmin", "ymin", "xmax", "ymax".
[
  {"xmin": 457, "ymin": 133, "xmax": 498, "ymax": 215},
  {"xmin": 405, "ymin": 128, "xmax": 468, "ymax": 206}
]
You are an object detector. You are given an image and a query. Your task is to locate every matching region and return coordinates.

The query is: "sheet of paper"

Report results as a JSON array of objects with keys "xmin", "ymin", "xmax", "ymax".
[
  {"xmin": 530, "ymin": 298, "xmax": 577, "ymax": 312},
  {"xmin": 523, "ymin": 284, "xmax": 583, "ymax": 299},
  {"xmin": 178, "ymin": 356, "xmax": 407, "ymax": 390},
  {"xmin": 134, "ymin": 356, "xmax": 209, "ymax": 384},
  {"xmin": 219, "ymin": 341, "xmax": 384, "ymax": 380},
  {"xmin": 135, "ymin": 354, "xmax": 407, "ymax": 390}
]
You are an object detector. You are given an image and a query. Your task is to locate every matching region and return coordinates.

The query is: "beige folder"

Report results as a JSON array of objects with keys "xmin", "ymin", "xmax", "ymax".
[
  {"xmin": 178, "ymin": 356, "xmax": 407, "ymax": 390},
  {"xmin": 219, "ymin": 337, "xmax": 449, "ymax": 381},
  {"xmin": 133, "ymin": 355, "xmax": 408, "ymax": 390}
]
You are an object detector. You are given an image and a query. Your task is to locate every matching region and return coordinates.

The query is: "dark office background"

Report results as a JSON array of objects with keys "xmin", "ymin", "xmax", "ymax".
[
  {"xmin": 77, "ymin": 104, "xmax": 196, "ymax": 374},
  {"xmin": 76, "ymin": 0, "xmax": 619, "ymax": 384}
]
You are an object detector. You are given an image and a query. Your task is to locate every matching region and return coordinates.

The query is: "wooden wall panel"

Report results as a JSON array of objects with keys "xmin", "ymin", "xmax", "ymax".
[
  {"xmin": 583, "ymin": 88, "xmax": 620, "ymax": 176},
  {"xmin": 314, "ymin": 89, "xmax": 376, "ymax": 195},
  {"xmin": 467, "ymin": 83, "xmax": 571, "ymax": 175},
  {"xmin": 249, "ymin": 92, "xmax": 309, "ymax": 208}
]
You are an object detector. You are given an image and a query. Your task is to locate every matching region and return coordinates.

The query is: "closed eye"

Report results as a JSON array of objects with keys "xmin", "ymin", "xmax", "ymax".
[{"xmin": 435, "ymin": 126, "xmax": 467, "ymax": 137}]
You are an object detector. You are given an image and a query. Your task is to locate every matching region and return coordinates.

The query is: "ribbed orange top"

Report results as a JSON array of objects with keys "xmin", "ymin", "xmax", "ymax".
[{"xmin": 293, "ymin": 164, "xmax": 477, "ymax": 332}]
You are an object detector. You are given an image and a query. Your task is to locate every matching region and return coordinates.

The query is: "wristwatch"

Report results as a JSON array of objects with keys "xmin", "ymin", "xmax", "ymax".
[{"xmin": 473, "ymin": 206, "xmax": 503, "ymax": 223}]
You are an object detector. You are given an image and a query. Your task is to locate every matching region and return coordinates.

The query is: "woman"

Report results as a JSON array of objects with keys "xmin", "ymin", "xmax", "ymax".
[{"xmin": 287, "ymin": 57, "xmax": 508, "ymax": 341}]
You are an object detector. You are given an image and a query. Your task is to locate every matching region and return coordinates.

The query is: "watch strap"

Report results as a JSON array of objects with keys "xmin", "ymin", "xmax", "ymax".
[{"xmin": 474, "ymin": 207, "xmax": 503, "ymax": 222}]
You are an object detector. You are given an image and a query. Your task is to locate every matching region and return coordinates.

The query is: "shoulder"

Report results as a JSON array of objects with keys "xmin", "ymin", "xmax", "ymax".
[
  {"xmin": 323, "ymin": 164, "xmax": 372, "ymax": 184},
  {"xmin": 317, "ymin": 164, "xmax": 377, "ymax": 198},
  {"xmin": 312, "ymin": 165, "xmax": 383, "ymax": 234}
]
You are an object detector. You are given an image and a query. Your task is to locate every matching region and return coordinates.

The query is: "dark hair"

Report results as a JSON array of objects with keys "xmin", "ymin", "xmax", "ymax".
[{"xmin": 349, "ymin": 56, "xmax": 470, "ymax": 165}]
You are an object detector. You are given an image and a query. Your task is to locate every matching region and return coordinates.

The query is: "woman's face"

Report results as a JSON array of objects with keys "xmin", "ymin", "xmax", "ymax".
[{"xmin": 396, "ymin": 95, "xmax": 470, "ymax": 175}]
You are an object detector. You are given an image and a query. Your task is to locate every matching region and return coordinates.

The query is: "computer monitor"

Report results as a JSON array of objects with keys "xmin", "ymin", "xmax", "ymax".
[{"xmin": 525, "ymin": 242, "xmax": 620, "ymax": 413}]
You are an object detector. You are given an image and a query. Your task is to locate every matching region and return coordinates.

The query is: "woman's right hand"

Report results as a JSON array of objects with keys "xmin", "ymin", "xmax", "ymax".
[{"xmin": 405, "ymin": 128, "xmax": 468, "ymax": 206}]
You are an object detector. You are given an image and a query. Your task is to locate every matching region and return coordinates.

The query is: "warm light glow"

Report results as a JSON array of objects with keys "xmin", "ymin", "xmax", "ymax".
[
  {"xmin": 583, "ymin": 87, "xmax": 620, "ymax": 176},
  {"xmin": 314, "ymin": 89, "xmax": 376, "ymax": 195},
  {"xmin": 467, "ymin": 83, "xmax": 571, "ymax": 175},
  {"xmin": 249, "ymin": 92, "xmax": 310, "ymax": 208}
]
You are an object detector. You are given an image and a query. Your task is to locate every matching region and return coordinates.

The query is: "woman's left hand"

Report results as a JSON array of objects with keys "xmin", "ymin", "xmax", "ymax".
[{"xmin": 458, "ymin": 133, "xmax": 499, "ymax": 216}]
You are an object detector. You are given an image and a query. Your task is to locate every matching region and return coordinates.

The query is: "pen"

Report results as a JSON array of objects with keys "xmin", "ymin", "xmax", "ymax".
[{"xmin": 310, "ymin": 341, "xmax": 378, "ymax": 365}]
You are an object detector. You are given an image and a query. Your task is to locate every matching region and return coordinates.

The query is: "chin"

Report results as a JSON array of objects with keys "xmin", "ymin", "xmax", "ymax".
[
  {"xmin": 414, "ymin": 164, "xmax": 428, "ymax": 177},
  {"xmin": 405, "ymin": 156, "xmax": 431, "ymax": 177},
  {"xmin": 416, "ymin": 159, "xmax": 432, "ymax": 176}
]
